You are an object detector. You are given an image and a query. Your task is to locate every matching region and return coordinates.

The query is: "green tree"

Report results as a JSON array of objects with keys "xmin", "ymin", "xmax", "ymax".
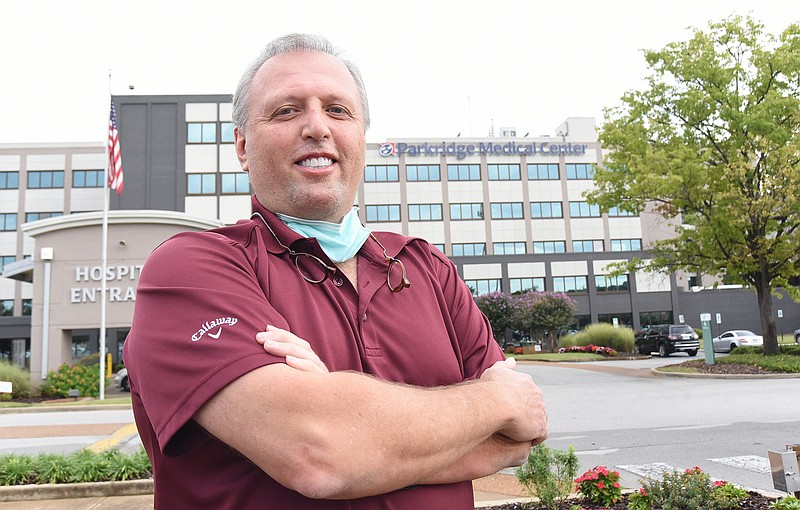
[
  {"xmin": 473, "ymin": 291, "xmax": 515, "ymax": 345},
  {"xmin": 512, "ymin": 292, "xmax": 576, "ymax": 352},
  {"xmin": 587, "ymin": 15, "xmax": 800, "ymax": 355}
]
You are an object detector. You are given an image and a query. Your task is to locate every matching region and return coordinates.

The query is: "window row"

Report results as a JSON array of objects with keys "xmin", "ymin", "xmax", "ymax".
[
  {"xmin": 463, "ymin": 274, "xmax": 630, "ymax": 296},
  {"xmin": 446, "ymin": 239, "xmax": 640, "ymax": 256},
  {"xmin": 187, "ymin": 122, "xmax": 235, "ymax": 144},
  {"xmin": 362, "ymin": 163, "xmax": 596, "ymax": 182},
  {"xmin": 0, "ymin": 299, "xmax": 32, "ymax": 317},
  {"xmin": 365, "ymin": 202, "xmax": 637, "ymax": 222},
  {"xmin": 187, "ymin": 173, "xmax": 251, "ymax": 195},
  {"xmin": 1, "ymin": 170, "xmax": 111, "ymax": 190}
]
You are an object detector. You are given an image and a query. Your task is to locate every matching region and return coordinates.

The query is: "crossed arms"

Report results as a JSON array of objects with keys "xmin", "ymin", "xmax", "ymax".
[{"xmin": 194, "ymin": 326, "xmax": 548, "ymax": 500}]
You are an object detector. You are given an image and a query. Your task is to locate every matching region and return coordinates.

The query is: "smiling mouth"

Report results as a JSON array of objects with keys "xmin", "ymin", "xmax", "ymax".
[{"xmin": 297, "ymin": 156, "xmax": 335, "ymax": 169}]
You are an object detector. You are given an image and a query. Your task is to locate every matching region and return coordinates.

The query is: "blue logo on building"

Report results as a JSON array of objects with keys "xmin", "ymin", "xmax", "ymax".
[{"xmin": 379, "ymin": 143, "xmax": 396, "ymax": 157}]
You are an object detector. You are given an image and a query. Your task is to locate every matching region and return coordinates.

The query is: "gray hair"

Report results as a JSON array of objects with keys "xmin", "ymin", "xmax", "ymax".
[{"xmin": 232, "ymin": 33, "xmax": 370, "ymax": 133}]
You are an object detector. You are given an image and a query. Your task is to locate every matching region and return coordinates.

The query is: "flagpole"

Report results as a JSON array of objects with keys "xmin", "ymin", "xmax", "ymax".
[{"xmin": 99, "ymin": 73, "xmax": 111, "ymax": 400}]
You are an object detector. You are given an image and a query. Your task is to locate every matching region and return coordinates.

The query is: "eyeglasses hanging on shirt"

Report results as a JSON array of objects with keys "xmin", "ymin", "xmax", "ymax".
[{"xmin": 251, "ymin": 212, "xmax": 410, "ymax": 293}]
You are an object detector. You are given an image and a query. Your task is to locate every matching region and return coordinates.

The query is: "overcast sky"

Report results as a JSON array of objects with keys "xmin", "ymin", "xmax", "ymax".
[{"xmin": 1, "ymin": 0, "xmax": 798, "ymax": 145}]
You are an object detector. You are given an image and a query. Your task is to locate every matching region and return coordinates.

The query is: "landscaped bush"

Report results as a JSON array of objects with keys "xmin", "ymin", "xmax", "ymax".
[
  {"xmin": 0, "ymin": 448, "xmax": 151, "ymax": 485},
  {"xmin": 633, "ymin": 466, "xmax": 749, "ymax": 509},
  {"xmin": 40, "ymin": 363, "xmax": 110, "ymax": 398},
  {"xmin": 0, "ymin": 360, "xmax": 31, "ymax": 399},
  {"xmin": 515, "ymin": 443, "xmax": 578, "ymax": 510},
  {"xmin": 559, "ymin": 323, "xmax": 635, "ymax": 353}
]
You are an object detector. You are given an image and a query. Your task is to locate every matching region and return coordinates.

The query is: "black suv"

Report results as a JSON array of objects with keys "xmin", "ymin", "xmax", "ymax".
[{"xmin": 635, "ymin": 324, "xmax": 700, "ymax": 357}]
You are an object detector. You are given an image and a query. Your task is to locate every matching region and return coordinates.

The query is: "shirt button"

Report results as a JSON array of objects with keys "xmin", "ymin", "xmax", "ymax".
[
  {"xmin": 362, "ymin": 313, "xmax": 367, "ymax": 322},
  {"xmin": 333, "ymin": 277, "xmax": 344, "ymax": 287}
]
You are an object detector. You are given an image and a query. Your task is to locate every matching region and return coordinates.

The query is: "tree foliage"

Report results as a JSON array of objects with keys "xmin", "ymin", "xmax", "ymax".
[
  {"xmin": 511, "ymin": 292, "xmax": 577, "ymax": 352},
  {"xmin": 473, "ymin": 291, "xmax": 515, "ymax": 344},
  {"xmin": 587, "ymin": 15, "xmax": 800, "ymax": 355}
]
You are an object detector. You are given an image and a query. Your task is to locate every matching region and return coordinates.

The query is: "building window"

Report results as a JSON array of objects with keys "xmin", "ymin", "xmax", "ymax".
[
  {"xmin": 408, "ymin": 204, "xmax": 443, "ymax": 221},
  {"xmin": 610, "ymin": 239, "xmax": 642, "ymax": 251},
  {"xmin": 26, "ymin": 212, "xmax": 63, "ymax": 222},
  {"xmin": 0, "ymin": 299, "xmax": 13, "ymax": 316},
  {"xmin": 22, "ymin": 299, "xmax": 31, "ymax": 316},
  {"xmin": 640, "ymin": 311, "xmax": 673, "ymax": 327},
  {"xmin": 0, "ymin": 256, "xmax": 15, "ymax": 273},
  {"xmin": 597, "ymin": 313, "xmax": 633, "ymax": 327},
  {"xmin": 608, "ymin": 206, "xmax": 636, "ymax": 217},
  {"xmin": 527, "ymin": 163, "xmax": 559, "ymax": 180},
  {"xmin": 28, "ymin": 171, "xmax": 64, "ymax": 189},
  {"xmin": 572, "ymin": 240, "xmax": 604, "ymax": 253},
  {"xmin": 552, "ymin": 276, "xmax": 588, "ymax": 293},
  {"xmin": 220, "ymin": 122, "xmax": 235, "ymax": 143},
  {"xmin": 0, "ymin": 213, "xmax": 17, "ymax": 231},
  {"xmin": 221, "ymin": 173, "xmax": 250, "ymax": 194},
  {"xmin": 432, "ymin": 243, "xmax": 445, "ymax": 253},
  {"xmin": 464, "ymin": 278, "xmax": 501, "ymax": 296},
  {"xmin": 533, "ymin": 241, "xmax": 566, "ymax": 254},
  {"xmin": 595, "ymin": 274, "xmax": 629, "ymax": 292},
  {"xmin": 73, "ymin": 170, "xmax": 104, "ymax": 188},
  {"xmin": 447, "ymin": 164, "xmax": 480, "ymax": 181},
  {"xmin": 450, "ymin": 203, "xmax": 483, "ymax": 220},
  {"xmin": 569, "ymin": 201, "xmax": 601, "ymax": 218},
  {"xmin": 530, "ymin": 202, "xmax": 563, "ymax": 218},
  {"xmin": 452, "ymin": 243, "xmax": 486, "ymax": 256},
  {"xmin": 187, "ymin": 122, "xmax": 216, "ymax": 143},
  {"xmin": 364, "ymin": 165, "xmax": 399, "ymax": 182},
  {"xmin": 493, "ymin": 242, "xmax": 526, "ymax": 255},
  {"xmin": 0, "ymin": 171, "xmax": 19, "ymax": 189},
  {"xmin": 365, "ymin": 204, "xmax": 400, "ymax": 222},
  {"xmin": 406, "ymin": 164, "xmax": 440, "ymax": 182},
  {"xmin": 490, "ymin": 202, "xmax": 523, "ymax": 220},
  {"xmin": 487, "ymin": 164, "xmax": 520, "ymax": 180},
  {"xmin": 187, "ymin": 174, "xmax": 217, "ymax": 195},
  {"xmin": 72, "ymin": 334, "xmax": 91, "ymax": 359},
  {"xmin": 509, "ymin": 277, "xmax": 545, "ymax": 294},
  {"xmin": 565, "ymin": 163, "xmax": 595, "ymax": 180}
]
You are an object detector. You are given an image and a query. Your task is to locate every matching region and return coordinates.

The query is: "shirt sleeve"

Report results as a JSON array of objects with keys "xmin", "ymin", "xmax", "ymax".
[
  {"xmin": 428, "ymin": 245, "xmax": 505, "ymax": 379},
  {"xmin": 125, "ymin": 229, "xmax": 286, "ymax": 455}
]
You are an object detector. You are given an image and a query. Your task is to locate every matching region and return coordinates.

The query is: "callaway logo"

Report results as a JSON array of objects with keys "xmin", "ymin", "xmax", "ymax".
[{"xmin": 191, "ymin": 316, "xmax": 239, "ymax": 342}]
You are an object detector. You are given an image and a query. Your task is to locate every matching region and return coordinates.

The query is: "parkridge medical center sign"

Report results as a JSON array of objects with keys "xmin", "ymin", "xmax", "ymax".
[{"xmin": 379, "ymin": 141, "xmax": 589, "ymax": 160}]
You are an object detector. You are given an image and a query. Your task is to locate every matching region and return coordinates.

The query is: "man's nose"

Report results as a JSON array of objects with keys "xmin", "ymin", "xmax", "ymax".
[{"xmin": 301, "ymin": 108, "xmax": 332, "ymax": 140}]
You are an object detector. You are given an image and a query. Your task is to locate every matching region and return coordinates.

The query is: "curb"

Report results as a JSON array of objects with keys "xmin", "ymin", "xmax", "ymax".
[
  {"xmin": 0, "ymin": 479, "xmax": 153, "ymax": 502},
  {"xmin": 651, "ymin": 368, "xmax": 800, "ymax": 379}
]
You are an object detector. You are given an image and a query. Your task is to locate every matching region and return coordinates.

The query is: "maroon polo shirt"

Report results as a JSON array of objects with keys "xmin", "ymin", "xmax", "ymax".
[{"xmin": 124, "ymin": 197, "xmax": 503, "ymax": 509}]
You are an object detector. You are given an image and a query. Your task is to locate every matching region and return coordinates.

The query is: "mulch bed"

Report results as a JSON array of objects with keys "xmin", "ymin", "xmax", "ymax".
[
  {"xmin": 677, "ymin": 360, "xmax": 776, "ymax": 375},
  {"xmin": 479, "ymin": 490, "xmax": 779, "ymax": 509}
]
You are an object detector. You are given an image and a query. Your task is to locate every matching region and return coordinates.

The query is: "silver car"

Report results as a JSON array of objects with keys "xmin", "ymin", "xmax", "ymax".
[
  {"xmin": 712, "ymin": 330, "xmax": 763, "ymax": 353},
  {"xmin": 113, "ymin": 367, "xmax": 129, "ymax": 391},
  {"xmin": 795, "ymin": 328, "xmax": 800, "ymax": 344}
]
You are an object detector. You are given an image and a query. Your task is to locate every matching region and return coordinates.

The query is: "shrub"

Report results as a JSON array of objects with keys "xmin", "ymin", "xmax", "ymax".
[
  {"xmin": 516, "ymin": 444, "xmax": 579, "ymax": 510},
  {"xmin": 0, "ymin": 360, "xmax": 31, "ymax": 399},
  {"xmin": 0, "ymin": 448, "xmax": 151, "ymax": 486},
  {"xmin": 41, "ymin": 363, "xmax": 109, "ymax": 398},
  {"xmin": 771, "ymin": 494, "xmax": 800, "ymax": 509},
  {"xmin": 0, "ymin": 453, "xmax": 35, "ymax": 485},
  {"xmin": 560, "ymin": 323, "xmax": 635, "ymax": 353},
  {"xmin": 637, "ymin": 466, "xmax": 749, "ymax": 510},
  {"xmin": 575, "ymin": 465, "xmax": 622, "ymax": 506}
]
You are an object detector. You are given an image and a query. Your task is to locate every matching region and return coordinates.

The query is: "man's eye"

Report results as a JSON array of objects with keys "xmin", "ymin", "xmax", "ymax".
[
  {"xmin": 273, "ymin": 107, "xmax": 295, "ymax": 117},
  {"xmin": 328, "ymin": 105, "xmax": 351, "ymax": 116}
]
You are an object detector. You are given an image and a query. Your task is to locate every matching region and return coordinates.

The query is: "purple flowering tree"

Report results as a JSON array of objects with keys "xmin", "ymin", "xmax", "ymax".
[
  {"xmin": 473, "ymin": 291, "xmax": 515, "ymax": 346},
  {"xmin": 511, "ymin": 292, "xmax": 577, "ymax": 352}
]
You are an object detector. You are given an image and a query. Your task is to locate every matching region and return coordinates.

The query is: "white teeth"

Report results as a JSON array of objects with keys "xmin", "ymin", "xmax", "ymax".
[{"xmin": 298, "ymin": 157, "xmax": 333, "ymax": 168}]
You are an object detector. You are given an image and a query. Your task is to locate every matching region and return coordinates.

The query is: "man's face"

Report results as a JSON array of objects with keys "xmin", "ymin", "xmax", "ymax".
[{"xmin": 235, "ymin": 50, "xmax": 366, "ymax": 222}]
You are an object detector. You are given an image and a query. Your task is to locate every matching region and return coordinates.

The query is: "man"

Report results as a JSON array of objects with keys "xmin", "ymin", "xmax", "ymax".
[{"xmin": 124, "ymin": 33, "xmax": 547, "ymax": 509}]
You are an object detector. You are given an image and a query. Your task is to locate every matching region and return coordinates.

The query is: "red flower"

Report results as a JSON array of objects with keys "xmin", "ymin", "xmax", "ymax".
[{"xmin": 597, "ymin": 481, "xmax": 605, "ymax": 489}]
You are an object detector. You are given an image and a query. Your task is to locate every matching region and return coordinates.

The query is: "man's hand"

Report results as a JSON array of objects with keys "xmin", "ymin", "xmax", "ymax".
[
  {"xmin": 256, "ymin": 325, "xmax": 328, "ymax": 373},
  {"xmin": 480, "ymin": 358, "xmax": 548, "ymax": 445}
]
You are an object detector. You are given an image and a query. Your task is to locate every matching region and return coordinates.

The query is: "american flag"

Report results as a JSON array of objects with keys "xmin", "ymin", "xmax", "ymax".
[{"xmin": 108, "ymin": 99, "xmax": 124, "ymax": 195}]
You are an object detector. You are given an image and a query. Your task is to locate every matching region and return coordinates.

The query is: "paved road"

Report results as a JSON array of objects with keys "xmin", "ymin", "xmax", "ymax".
[{"xmin": 514, "ymin": 356, "xmax": 799, "ymax": 495}]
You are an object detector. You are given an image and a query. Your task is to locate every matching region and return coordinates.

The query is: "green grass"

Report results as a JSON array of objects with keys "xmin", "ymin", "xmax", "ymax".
[
  {"xmin": 0, "ymin": 396, "xmax": 132, "ymax": 409},
  {"xmin": 510, "ymin": 352, "xmax": 606, "ymax": 362}
]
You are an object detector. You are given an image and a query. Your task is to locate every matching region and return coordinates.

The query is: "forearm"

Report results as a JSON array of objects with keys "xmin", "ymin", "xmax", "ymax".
[
  {"xmin": 196, "ymin": 364, "xmax": 519, "ymax": 499},
  {"xmin": 418, "ymin": 434, "xmax": 533, "ymax": 486}
]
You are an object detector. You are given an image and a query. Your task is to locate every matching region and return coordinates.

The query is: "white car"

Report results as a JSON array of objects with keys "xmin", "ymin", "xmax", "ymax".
[
  {"xmin": 795, "ymin": 328, "xmax": 800, "ymax": 344},
  {"xmin": 712, "ymin": 330, "xmax": 763, "ymax": 353}
]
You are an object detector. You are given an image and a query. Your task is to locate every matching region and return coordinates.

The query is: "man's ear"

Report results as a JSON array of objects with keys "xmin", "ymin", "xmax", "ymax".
[{"xmin": 234, "ymin": 127, "xmax": 249, "ymax": 173}]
